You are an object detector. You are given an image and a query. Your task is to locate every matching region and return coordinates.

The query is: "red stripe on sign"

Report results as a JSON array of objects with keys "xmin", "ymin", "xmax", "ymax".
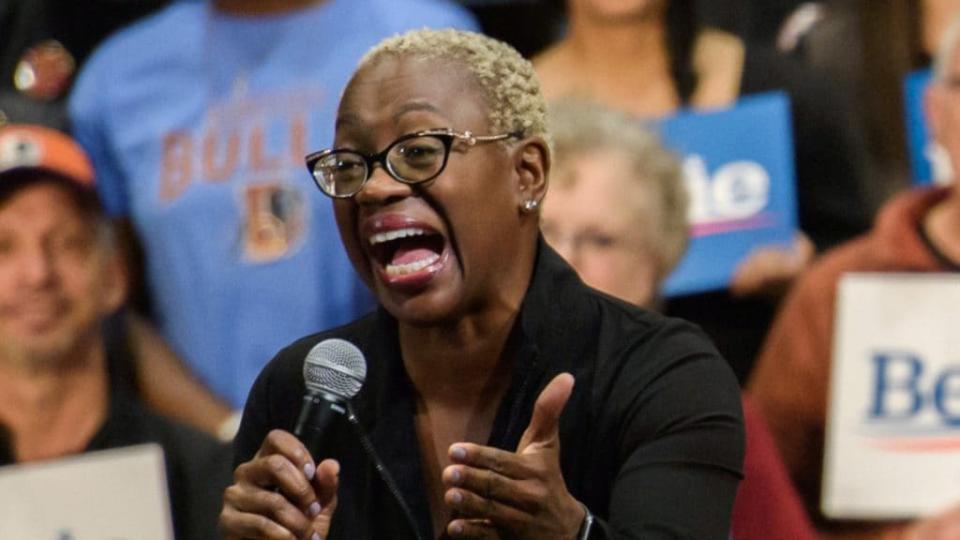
[
  {"xmin": 689, "ymin": 213, "xmax": 778, "ymax": 237},
  {"xmin": 869, "ymin": 437, "xmax": 960, "ymax": 452}
]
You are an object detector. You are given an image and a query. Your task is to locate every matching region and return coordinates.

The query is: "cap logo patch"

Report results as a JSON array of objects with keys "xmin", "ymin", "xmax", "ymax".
[
  {"xmin": 0, "ymin": 133, "xmax": 43, "ymax": 170},
  {"xmin": 14, "ymin": 40, "xmax": 75, "ymax": 101}
]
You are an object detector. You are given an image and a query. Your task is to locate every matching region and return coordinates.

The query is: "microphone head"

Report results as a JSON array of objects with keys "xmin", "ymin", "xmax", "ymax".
[{"xmin": 303, "ymin": 338, "xmax": 367, "ymax": 401}]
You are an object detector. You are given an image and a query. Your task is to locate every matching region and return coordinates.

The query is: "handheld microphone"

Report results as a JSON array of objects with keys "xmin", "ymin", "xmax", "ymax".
[
  {"xmin": 299, "ymin": 339, "xmax": 422, "ymax": 540},
  {"xmin": 294, "ymin": 338, "xmax": 367, "ymax": 457}
]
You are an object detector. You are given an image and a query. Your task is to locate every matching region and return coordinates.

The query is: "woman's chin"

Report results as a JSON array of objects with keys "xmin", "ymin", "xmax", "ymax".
[{"xmin": 380, "ymin": 291, "xmax": 464, "ymax": 327}]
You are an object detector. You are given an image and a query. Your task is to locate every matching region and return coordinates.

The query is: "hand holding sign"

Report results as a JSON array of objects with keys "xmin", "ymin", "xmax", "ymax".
[{"xmin": 730, "ymin": 231, "xmax": 814, "ymax": 299}]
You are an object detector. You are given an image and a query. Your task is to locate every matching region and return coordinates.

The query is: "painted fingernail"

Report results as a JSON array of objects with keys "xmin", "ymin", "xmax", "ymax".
[
  {"xmin": 451, "ymin": 446, "xmax": 466, "ymax": 460},
  {"xmin": 303, "ymin": 462, "xmax": 316, "ymax": 480},
  {"xmin": 309, "ymin": 501, "xmax": 321, "ymax": 516},
  {"xmin": 451, "ymin": 490, "xmax": 463, "ymax": 504}
]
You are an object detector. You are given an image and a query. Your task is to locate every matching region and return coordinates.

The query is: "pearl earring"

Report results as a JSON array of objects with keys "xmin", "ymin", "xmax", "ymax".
[{"xmin": 522, "ymin": 199, "xmax": 540, "ymax": 213}]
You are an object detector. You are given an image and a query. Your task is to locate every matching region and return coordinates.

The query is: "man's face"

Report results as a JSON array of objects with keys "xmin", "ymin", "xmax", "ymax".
[
  {"xmin": 332, "ymin": 56, "xmax": 534, "ymax": 325},
  {"xmin": 0, "ymin": 181, "xmax": 123, "ymax": 369}
]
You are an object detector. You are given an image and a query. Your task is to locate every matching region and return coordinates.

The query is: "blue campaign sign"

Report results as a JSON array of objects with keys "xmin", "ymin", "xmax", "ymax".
[
  {"xmin": 657, "ymin": 91, "xmax": 798, "ymax": 296},
  {"xmin": 904, "ymin": 69, "xmax": 936, "ymax": 185}
]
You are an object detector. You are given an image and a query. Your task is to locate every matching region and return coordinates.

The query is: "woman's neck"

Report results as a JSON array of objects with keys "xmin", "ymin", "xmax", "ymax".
[
  {"xmin": 400, "ymin": 304, "xmax": 520, "ymax": 408},
  {"xmin": 0, "ymin": 344, "xmax": 109, "ymax": 462},
  {"xmin": 535, "ymin": 14, "xmax": 744, "ymax": 116},
  {"xmin": 537, "ymin": 16, "xmax": 679, "ymax": 117},
  {"xmin": 402, "ymin": 310, "xmax": 521, "ymax": 539},
  {"xmin": 398, "ymin": 235, "xmax": 538, "ymax": 405},
  {"xmin": 213, "ymin": 0, "xmax": 322, "ymax": 16},
  {"xmin": 567, "ymin": 13, "xmax": 672, "ymax": 78}
]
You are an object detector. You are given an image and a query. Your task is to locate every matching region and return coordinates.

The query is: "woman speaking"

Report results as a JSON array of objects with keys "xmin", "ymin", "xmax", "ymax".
[{"xmin": 219, "ymin": 29, "xmax": 743, "ymax": 540}]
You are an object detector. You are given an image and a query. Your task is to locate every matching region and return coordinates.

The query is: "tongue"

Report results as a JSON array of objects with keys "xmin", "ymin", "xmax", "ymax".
[{"xmin": 391, "ymin": 246, "xmax": 439, "ymax": 266}]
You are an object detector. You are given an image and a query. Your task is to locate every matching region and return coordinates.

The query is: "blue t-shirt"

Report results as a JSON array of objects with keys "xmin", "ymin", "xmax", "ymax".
[{"xmin": 69, "ymin": 0, "xmax": 478, "ymax": 407}]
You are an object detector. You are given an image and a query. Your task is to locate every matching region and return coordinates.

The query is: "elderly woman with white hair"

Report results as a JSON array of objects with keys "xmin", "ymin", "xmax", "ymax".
[
  {"xmin": 219, "ymin": 29, "xmax": 743, "ymax": 540},
  {"xmin": 541, "ymin": 100, "xmax": 690, "ymax": 310}
]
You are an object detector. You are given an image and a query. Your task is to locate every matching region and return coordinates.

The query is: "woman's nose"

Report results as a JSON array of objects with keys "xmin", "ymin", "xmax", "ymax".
[{"xmin": 353, "ymin": 165, "xmax": 414, "ymax": 206}]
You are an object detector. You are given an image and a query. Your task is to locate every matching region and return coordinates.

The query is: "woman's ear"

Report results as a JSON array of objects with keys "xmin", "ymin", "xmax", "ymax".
[{"xmin": 513, "ymin": 136, "xmax": 551, "ymax": 212}]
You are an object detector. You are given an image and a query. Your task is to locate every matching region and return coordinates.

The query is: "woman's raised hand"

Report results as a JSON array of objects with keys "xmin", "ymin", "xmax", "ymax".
[
  {"xmin": 442, "ymin": 373, "xmax": 586, "ymax": 539},
  {"xmin": 220, "ymin": 430, "xmax": 339, "ymax": 540}
]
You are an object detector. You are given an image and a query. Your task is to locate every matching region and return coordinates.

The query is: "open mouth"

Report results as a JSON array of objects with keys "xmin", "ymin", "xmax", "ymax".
[{"xmin": 367, "ymin": 226, "xmax": 447, "ymax": 280}]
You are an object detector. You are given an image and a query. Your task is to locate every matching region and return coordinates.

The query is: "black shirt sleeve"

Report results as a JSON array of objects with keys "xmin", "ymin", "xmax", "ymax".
[{"xmin": 599, "ymin": 319, "xmax": 744, "ymax": 539}]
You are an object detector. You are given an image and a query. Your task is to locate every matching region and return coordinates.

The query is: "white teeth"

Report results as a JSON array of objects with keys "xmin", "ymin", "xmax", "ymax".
[
  {"xmin": 368, "ymin": 227, "xmax": 427, "ymax": 245},
  {"xmin": 385, "ymin": 252, "xmax": 441, "ymax": 276}
]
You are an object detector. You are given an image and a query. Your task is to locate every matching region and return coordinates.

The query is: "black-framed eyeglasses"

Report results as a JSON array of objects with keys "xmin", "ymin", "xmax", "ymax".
[{"xmin": 305, "ymin": 128, "xmax": 522, "ymax": 198}]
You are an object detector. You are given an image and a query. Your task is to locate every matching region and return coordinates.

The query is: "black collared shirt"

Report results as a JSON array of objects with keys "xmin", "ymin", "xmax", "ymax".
[{"xmin": 236, "ymin": 241, "xmax": 744, "ymax": 539}]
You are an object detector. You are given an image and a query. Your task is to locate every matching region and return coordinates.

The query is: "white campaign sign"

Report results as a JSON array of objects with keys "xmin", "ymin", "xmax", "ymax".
[
  {"xmin": 0, "ymin": 444, "xmax": 174, "ymax": 540},
  {"xmin": 823, "ymin": 274, "xmax": 960, "ymax": 519}
]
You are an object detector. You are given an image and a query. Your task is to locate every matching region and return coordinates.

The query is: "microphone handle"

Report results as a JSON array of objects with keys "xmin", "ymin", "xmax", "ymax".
[{"xmin": 294, "ymin": 392, "xmax": 347, "ymax": 459}]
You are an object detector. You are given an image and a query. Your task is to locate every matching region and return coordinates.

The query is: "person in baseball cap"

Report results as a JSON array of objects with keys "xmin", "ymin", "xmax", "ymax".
[{"xmin": 0, "ymin": 123, "xmax": 230, "ymax": 539}]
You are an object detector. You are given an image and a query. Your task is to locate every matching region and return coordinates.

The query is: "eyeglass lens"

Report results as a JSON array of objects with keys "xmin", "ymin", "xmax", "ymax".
[
  {"xmin": 388, "ymin": 135, "xmax": 447, "ymax": 181},
  {"xmin": 313, "ymin": 152, "xmax": 367, "ymax": 197},
  {"xmin": 312, "ymin": 135, "xmax": 449, "ymax": 196}
]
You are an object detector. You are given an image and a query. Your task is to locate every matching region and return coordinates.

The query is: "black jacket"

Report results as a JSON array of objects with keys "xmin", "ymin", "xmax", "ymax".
[{"xmin": 236, "ymin": 242, "xmax": 745, "ymax": 539}]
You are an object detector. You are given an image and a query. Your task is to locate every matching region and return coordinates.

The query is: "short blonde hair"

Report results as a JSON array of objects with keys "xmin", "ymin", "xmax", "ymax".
[
  {"xmin": 358, "ymin": 29, "xmax": 550, "ymax": 145},
  {"xmin": 548, "ymin": 100, "xmax": 689, "ymax": 280}
]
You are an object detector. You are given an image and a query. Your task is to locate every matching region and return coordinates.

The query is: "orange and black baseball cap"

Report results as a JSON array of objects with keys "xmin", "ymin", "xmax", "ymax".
[{"xmin": 0, "ymin": 123, "xmax": 94, "ymax": 188}]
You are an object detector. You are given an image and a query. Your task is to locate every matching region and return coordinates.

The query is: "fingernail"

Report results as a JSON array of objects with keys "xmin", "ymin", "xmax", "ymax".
[
  {"xmin": 312, "ymin": 533, "xmax": 321, "ymax": 540},
  {"xmin": 451, "ymin": 490, "xmax": 463, "ymax": 504},
  {"xmin": 309, "ymin": 501, "xmax": 321, "ymax": 516},
  {"xmin": 451, "ymin": 521, "xmax": 464, "ymax": 534},
  {"xmin": 451, "ymin": 446, "xmax": 466, "ymax": 460},
  {"xmin": 303, "ymin": 462, "xmax": 316, "ymax": 480},
  {"xmin": 450, "ymin": 468, "xmax": 462, "ymax": 484}
]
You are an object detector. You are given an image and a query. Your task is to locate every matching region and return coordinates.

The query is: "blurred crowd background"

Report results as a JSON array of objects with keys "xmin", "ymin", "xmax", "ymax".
[
  {"xmin": 3, "ymin": 1, "xmax": 960, "ymax": 539},
  {"xmin": 2, "ymin": 0, "xmax": 947, "ymax": 203}
]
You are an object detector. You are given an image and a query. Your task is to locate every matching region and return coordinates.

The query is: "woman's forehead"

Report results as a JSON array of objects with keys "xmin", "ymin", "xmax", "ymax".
[{"xmin": 338, "ymin": 56, "xmax": 487, "ymax": 127}]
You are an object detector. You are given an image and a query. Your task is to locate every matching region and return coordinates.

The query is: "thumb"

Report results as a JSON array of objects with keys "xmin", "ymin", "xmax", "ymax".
[{"xmin": 517, "ymin": 373, "xmax": 575, "ymax": 453}]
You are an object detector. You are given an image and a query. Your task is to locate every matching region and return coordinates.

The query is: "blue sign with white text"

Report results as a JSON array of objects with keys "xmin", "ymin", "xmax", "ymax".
[{"xmin": 658, "ymin": 92, "xmax": 798, "ymax": 296}]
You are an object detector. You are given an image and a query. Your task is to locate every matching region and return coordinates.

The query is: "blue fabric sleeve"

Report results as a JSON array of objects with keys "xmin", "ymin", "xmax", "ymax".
[{"xmin": 68, "ymin": 49, "xmax": 130, "ymax": 218}]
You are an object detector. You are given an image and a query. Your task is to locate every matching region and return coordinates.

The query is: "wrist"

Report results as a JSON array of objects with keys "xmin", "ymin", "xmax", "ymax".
[{"xmin": 576, "ymin": 502, "xmax": 594, "ymax": 540}]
